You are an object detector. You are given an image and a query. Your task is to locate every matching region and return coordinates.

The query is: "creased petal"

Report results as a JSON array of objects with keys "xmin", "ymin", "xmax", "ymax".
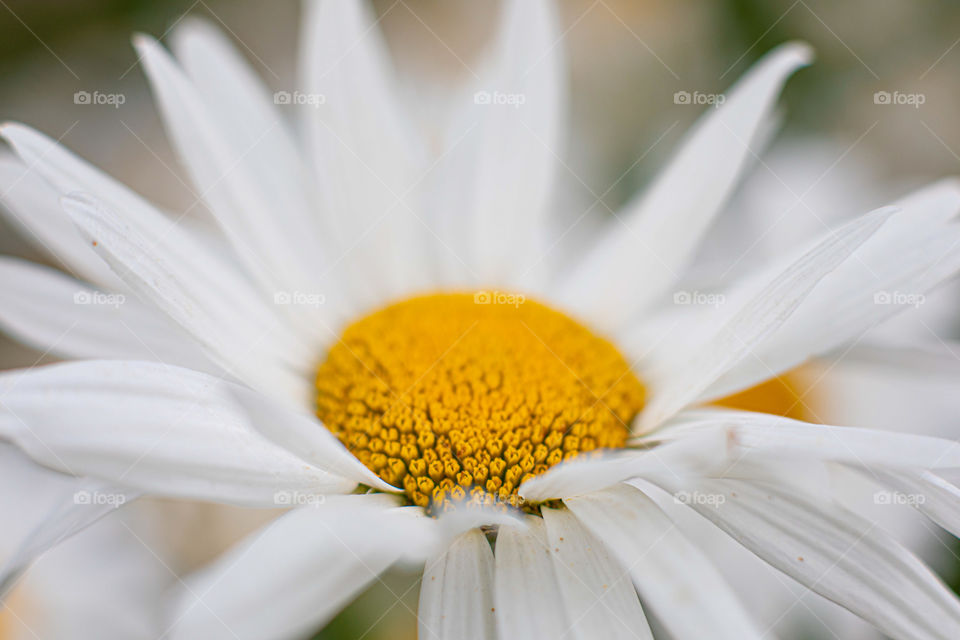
[
  {"xmin": 655, "ymin": 476, "xmax": 960, "ymax": 640},
  {"xmin": 702, "ymin": 179, "xmax": 960, "ymax": 400},
  {"xmin": 873, "ymin": 469, "xmax": 960, "ymax": 540},
  {"xmin": 0, "ymin": 360, "xmax": 354, "ymax": 505},
  {"xmin": 419, "ymin": 528, "xmax": 496, "ymax": 640},
  {"xmin": 0, "ymin": 154, "xmax": 121, "ymax": 290},
  {"xmin": 556, "ymin": 42, "xmax": 813, "ymax": 330},
  {"xmin": 62, "ymin": 193, "xmax": 310, "ymax": 403},
  {"xmin": 565, "ymin": 484, "xmax": 764, "ymax": 639},
  {"xmin": 637, "ymin": 206, "xmax": 892, "ymax": 432},
  {"xmin": 494, "ymin": 517, "xmax": 571, "ymax": 639},
  {"xmin": 136, "ymin": 32, "xmax": 343, "ymax": 341},
  {"xmin": 2, "ymin": 124, "xmax": 314, "ymax": 395},
  {"xmin": 0, "ymin": 124, "xmax": 268, "ymax": 311},
  {"xmin": 650, "ymin": 409, "xmax": 960, "ymax": 470},
  {"xmin": 541, "ymin": 506, "xmax": 653, "ymax": 640},
  {"xmin": 0, "ymin": 257, "xmax": 217, "ymax": 372}
]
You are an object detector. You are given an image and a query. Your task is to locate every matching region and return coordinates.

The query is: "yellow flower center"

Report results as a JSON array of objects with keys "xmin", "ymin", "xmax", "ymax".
[{"xmin": 314, "ymin": 293, "xmax": 646, "ymax": 513}]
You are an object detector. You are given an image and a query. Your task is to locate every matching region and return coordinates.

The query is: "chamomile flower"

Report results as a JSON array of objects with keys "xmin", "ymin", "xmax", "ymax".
[{"xmin": 2, "ymin": 2, "xmax": 960, "ymax": 640}]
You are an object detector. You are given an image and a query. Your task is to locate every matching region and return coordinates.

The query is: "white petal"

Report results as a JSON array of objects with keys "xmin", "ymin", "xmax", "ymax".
[
  {"xmin": 519, "ymin": 428, "xmax": 728, "ymax": 502},
  {"xmin": 433, "ymin": 0, "xmax": 564, "ymax": 288},
  {"xmin": 541, "ymin": 506, "xmax": 653, "ymax": 640},
  {"xmin": 0, "ymin": 477, "xmax": 138, "ymax": 598},
  {"xmin": 637, "ymin": 206, "xmax": 892, "ymax": 431},
  {"xmin": 169, "ymin": 19, "xmax": 329, "ymax": 270},
  {"xmin": 565, "ymin": 484, "xmax": 763, "ymax": 640},
  {"xmin": 136, "ymin": 32, "xmax": 343, "ymax": 340},
  {"xmin": 703, "ymin": 179, "xmax": 960, "ymax": 400},
  {"xmin": 433, "ymin": 505, "xmax": 527, "ymax": 543},
  {"xmin": 556, "ymin": 42, "xmax": 813, "ymax": 330},
  {"xmin": 494, "ymin": 517, "xmax": 571, "ymax": 640},
  {"xmin": 166, "ymin": 495, "xmax": 421, "ymax": 640},
  {"xmin": 299, "ymin": 0, "xmax": 429, "ymax": 304},
  {"xmin": 2, "ymin": 125, "xmax": 314, "ymax": 385},
  {"xmin": 227, "ymin": 383, "xmax": 397, "ymax": 492},
  {"xmin": 873, "ymin": 469, "xmax": 960, "ymax": 539},
  {"xmin": 0, "ymin": 257, "xmax": 217, "ymax": 372},
  {"xmin": 419, "ymin": 528, "xmax": 496, "ymax": 640},
  {"xmin": 0, "ymin": 154, "xmax": 121, "ymax": 290},
  {"xmin": 62, "ymin": 193, "xmax": 311, "ymax": 403},
  {"xmin": 651, "ymin": 409, "xmax": 960, "ymax": 469},
  {"xmin": 0, "ymin": 360, "xmax": 355, "ymax": 505},
  {"xmin": 658, "ymin": 476, "xmax": 960, "ymax": 640},
  {"xmin": 0, "ymin": 124, "xmax": 264, "ymax": 309}
]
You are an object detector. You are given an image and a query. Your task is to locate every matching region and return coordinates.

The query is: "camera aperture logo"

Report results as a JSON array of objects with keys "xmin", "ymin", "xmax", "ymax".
[
  {"xmin": 673, "ymin": 289, "xmax": 725, "ymax": 308},
  {"xmin": 74, "ymin": 90, "xmax": 126, "ymax": 109},
  {"xmin": 73, "ymin": 490, "xmax": 127, "ymax": 507},
  {"xmin": 473, "ymin": 90, "xmax": 527, "ymax": 109},
  {"xmin": 274, "ymin": 290, "xmax": 326, "ymax": 308},
  {"xmin": 473, "ymin": 290, "xmax": 526, "ymax": 308},
  {"xmin": 874, "ymin": 490, "xmax": 925, "ymax": 506},
  {"xmin": 273, "ymin": 90, "xmax": 326, "ymax": 108},
  {"xmin": 674, "ymin": 90, "xmax": 725, "ymax": 108},
  {"xmin": 73, "ymin": 290, "xmax": 125, "ymax": 308},
  {"xmin": 273, "ymin": 490, "xmax": 326, "ymax": 507},
  {"xmin": 674, "ymin": 490, "xmax": 726, "ymax": 508},
  {"xmin": 873, "ymin": 90, "xmax": 925, "ymax": 109},
  {"xmin": 873, "ymin": 290, "xmax": 925, "ymax": 309}
]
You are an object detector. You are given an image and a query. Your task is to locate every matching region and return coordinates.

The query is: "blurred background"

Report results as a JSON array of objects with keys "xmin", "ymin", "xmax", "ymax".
[{"xmin": 1, "ymin": 1, "xmax": 959, "ymax": 638}]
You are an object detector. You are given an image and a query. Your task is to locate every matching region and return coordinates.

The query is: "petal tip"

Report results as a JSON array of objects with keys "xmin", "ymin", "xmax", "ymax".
[
  {"xmin": 0, "ymin": 121, "xmax": 29, "ymax": 144},
  {"xmin": 131, "ymin": 32, "xmax": 160, "ymax": 56},
  {"xmin": 170, "ymin": 15, "xmax": 218, "ymax": 51},
  {"xmin": 774, "ymin": 40, "xmax": 815, "ymax": 68}
]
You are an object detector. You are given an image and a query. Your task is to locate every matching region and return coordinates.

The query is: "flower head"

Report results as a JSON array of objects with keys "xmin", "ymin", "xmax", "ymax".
[{"xmin": 2, "ymin": 1, "xmax": 960, "ymax": 639}]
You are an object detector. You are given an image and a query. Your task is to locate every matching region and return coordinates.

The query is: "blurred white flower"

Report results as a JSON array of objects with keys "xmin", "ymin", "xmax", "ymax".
[
  {"xmin": 2, "ymin": 1, "xmax": 960, "ymax": 640},
  {"xmin": 0, "ymin": 445, "xmax": 169, "ymax": 640}
]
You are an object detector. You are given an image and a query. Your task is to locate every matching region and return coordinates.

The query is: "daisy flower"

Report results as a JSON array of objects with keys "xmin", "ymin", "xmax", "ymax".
[{"xmin": 2, "ymin": 2, "xmax": 960, "ymax": 640}]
